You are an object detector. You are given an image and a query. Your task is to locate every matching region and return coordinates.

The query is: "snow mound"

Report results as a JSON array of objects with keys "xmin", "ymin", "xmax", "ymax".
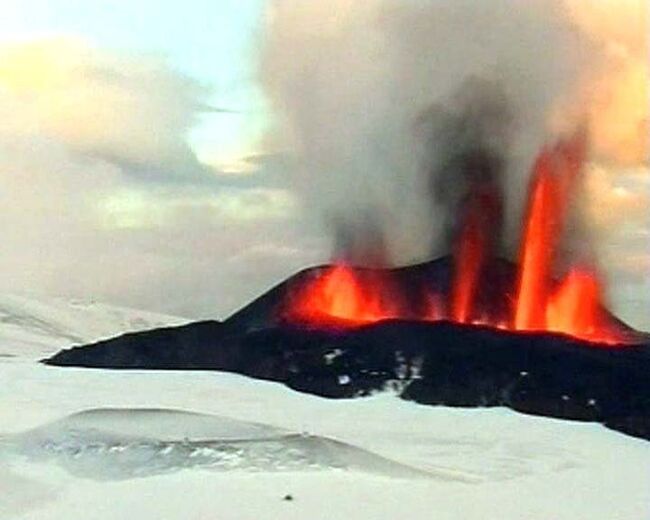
[
  {"xmin": 0, "ymin": 294, "xmax": 186, "ymax": 358},
  {"xmin": 5, "ymin": 408, "xmax": 436, "ymax": 481}
]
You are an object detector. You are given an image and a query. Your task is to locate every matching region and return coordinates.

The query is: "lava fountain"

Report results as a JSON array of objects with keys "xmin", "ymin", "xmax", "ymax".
[{"xmin": 282, "ymin": 132, "xmax": 633, "ymax": 347}]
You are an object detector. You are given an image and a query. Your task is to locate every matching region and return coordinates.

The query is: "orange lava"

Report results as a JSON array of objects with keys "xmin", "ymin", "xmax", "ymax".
[
  {"xmin": 283, "ymin": 132, "xmax": 630, "ymax": 346},
  {"xmin": 451, "ymin": 203, "xmax": 488, "ymax": 323},
  {"xmin": 514, "ymin": 150, "xmax": 558, "ymax": 329},
  {"xmin": 450, "ymin": 177, "xmax": 502, "ymax": 324},
  {"xmin": 515, "ymin": 134, "xmax": 585, "ymax": 331},
  {"xmin": 287, "ymin": 265, "xmax": 403, "ymax": 325},
  {"xmin": 547, "ymin": 267, "xmax": 603, "ymax": 340},
  {"xmin": 512, "ymin": 133, "xmax": 623, "ymax": 343}
]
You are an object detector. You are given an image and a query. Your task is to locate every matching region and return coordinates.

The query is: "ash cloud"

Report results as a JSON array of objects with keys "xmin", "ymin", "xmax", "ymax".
[
  {"xmin": 260, "ymin": 0, "xmax": 588, "ymax": 264},
  {"xmin": 416, "ymin": 79, "xmax": 511, "ymax": 255},
  {"xmin": 331, "ymin": 211, "xmax": 391, "ymax": 267}
]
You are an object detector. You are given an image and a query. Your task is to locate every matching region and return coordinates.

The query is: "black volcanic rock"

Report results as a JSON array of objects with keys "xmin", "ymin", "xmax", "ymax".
[
  {"xmin": 44, "ymin": 257, "xmax": 650, "ymax": 441},
  {"xmin": 46, "ymin": 318, "xmax": 650, "ymax": 441},
  {"xmin": 46, "ymin": 320, "xmax": 226, "ymax": 370}
]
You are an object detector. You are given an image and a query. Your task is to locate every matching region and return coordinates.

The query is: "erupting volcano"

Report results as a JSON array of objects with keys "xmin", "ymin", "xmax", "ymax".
[
  {"xmin": 281, "ymin": 132, "xmax": 635, "ymax": 346},
  {"xmin": 44, "ymin": 129, "xmax": 650, "ymax": 441},
  {"xmin": 40, "ymin": 1, "xmax": 650, "ymax": 447}
]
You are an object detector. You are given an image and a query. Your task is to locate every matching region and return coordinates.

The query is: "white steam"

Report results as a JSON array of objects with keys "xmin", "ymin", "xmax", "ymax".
[{"xmin": 260, "ymin": 0, "xmax": 596, "ymax": 263}]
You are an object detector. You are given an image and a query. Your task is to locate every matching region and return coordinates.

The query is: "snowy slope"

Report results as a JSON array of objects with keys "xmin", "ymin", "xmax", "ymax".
[
  {"xmin": 0, "ymin": 294, "xmax": 187, "ymax": 358},
  {"xmin": 0, "ymin": 299, "xmax": 649, "ymax": 520}
]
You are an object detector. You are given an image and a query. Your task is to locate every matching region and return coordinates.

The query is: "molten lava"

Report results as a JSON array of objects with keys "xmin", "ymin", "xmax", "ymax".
[
  {"xmin": 451, "ymin": 180, "xmax": 502, "ymax": 324},
  {"xmin": 287, "ymin": 265, "xmax": 403, "ymax": 325},
  {"xmin": 450, "ymin": 200, "xmax": 489, "ymax": 324},
  {"xmin": 547, "ymin": 267, "xmax": 603, "ymax": 340},
  {"xmin": 283, "ymin": 132, "xmax": 630, "ymax": 346},
  {"xmin": 515, "ymin": 133, "xmax": 586, "ymax": 331}
]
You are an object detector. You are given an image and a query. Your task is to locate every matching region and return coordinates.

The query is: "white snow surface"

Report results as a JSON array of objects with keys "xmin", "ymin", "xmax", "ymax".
[
  {"xmin": 0, "ymin": 293, "xmax": 188, "ymax": 358},
  {"xmin": 1, "ymin": 295, "xmax": 649, "ymax": 519}
]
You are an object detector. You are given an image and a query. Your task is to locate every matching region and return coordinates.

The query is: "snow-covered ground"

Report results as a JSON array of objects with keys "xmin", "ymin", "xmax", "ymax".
[
  {"xmin": 1, "ymin": 295, "xmax": 649, "ymax": 519},
  {"xmin": 0, "ymin": 294, "xmax": 188, "ymax": 359}
]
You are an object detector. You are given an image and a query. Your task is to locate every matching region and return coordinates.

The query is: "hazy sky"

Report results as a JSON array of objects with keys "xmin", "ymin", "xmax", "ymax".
[
  {"xmin": 1, "ymin": 0, "xmax": 266, "ymax": 164},
  {"xmin": 0, "ymin": 0, "xmax": 321, "ymax": 319},
  {"xmin": 0, "ymin": 1, "xmax": 647, "ymax": 329}
]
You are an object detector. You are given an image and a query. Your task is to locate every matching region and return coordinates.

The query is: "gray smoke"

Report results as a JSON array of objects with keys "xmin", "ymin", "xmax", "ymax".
[
  {"xmin": 417, "ymin": 78, "xmax": 511, "ymax": 254},
  {"xmin": 260, "ymin": 0, "xmax": 592, "ymax": 265},
  {"xmin": 330, "ymin": 211, "xmax": 391, "ymax": 267}
]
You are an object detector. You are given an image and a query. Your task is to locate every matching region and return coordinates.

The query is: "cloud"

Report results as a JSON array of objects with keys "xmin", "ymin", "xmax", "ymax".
[
  {"xmin": 0, "ymin": 38, "xmax": 208, "ymax": 173},
  {"xmin": 564, "ymin": 0, "xmax": 649, "ymax": 166},
  {"xmin": 584, "ymin": 164, "xmax": 650, "ymax": 232},
  {"xmin": 98, "ymin": 186, "xmax": 298, "ymax": 229},
  {"xmin": 0, "ymin": 38, "xmax": 310, "ymax": 319}
]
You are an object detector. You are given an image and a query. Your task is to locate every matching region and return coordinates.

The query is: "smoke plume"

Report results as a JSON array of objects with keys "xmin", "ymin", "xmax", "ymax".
[
  {"xmin": 417, "ymin": 78, "xmax": 511, "ymax": 255},
  {"xmin": 260, "ymin": 0, "xmax": 646, "ymax": 266}
]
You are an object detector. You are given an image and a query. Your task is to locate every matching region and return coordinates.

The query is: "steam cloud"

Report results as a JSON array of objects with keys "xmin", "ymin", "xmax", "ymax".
[
  {"xmin": 260, "ymin": 0, "xmax": 646, "ymax": 266},
  {"xmin": 0, "ymin": 39, "xmax": 308, "ymax": 318}
]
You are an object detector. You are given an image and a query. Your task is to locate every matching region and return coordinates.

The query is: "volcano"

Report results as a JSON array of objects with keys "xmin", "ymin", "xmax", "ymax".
[
  {"xmin": 241, "ymin": 131, "xmax": 637, "ymax": 346},
  {"xmin": 44, "ymin": 130, "xmax": 650, "ymax": 441},
  {"xmin": 45, "ymin": 255, "xmax": 650, "ymax": 441}
]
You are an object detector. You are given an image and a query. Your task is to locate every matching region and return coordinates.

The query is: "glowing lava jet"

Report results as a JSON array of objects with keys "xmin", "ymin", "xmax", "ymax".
[
  {"xmin": 288, "ymin": 265, "xmax": 403, "ymax": 325},
  {"xmin": 283, "ymin": 133, "xmax": 631, "ymax": 346},
  {"xmin": 512, "ymin": 133, "xmax": 618, "ymax": 343}
]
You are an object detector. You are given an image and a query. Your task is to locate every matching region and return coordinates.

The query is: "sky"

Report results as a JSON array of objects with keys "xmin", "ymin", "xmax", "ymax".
[
  {"xmin": 1, "ymin": 0, "xmax": 266, "ymax": 164},
  {"xmin": 0, "ymin": 0, "xmax": 648, "ymax": 329},
  {"xmin": 0, "ymin": 0, "xmax": 323, "ymax": 319}
]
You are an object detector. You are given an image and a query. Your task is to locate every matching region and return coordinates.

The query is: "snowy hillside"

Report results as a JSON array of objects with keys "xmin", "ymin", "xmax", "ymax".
[
  {"xmin": 0, "ymin": 298, "xmax": 648, "ymax": 520},
  {"xmin": 0, "ymin": 294, "xmax": 187, "ymax": 358}
]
